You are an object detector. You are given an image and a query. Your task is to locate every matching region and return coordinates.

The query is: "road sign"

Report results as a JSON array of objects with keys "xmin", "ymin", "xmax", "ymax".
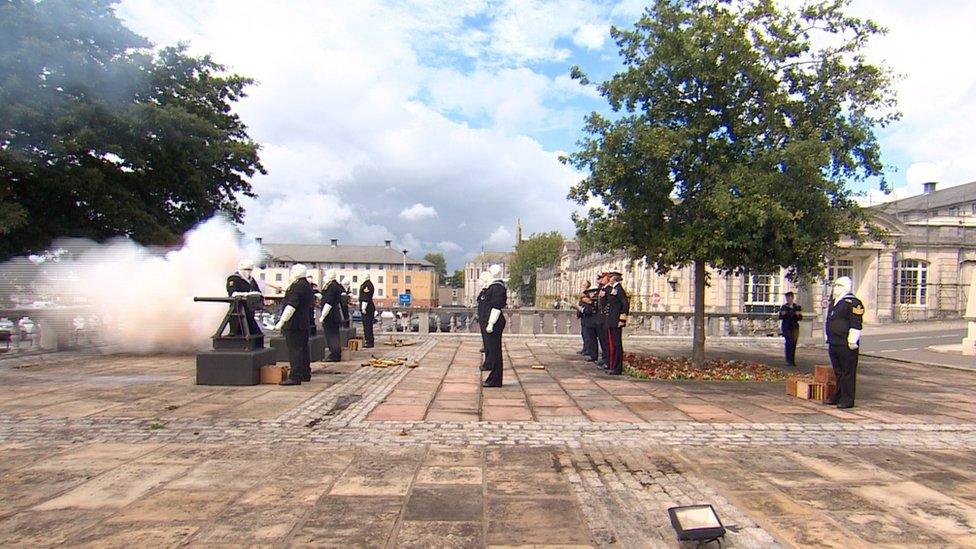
[{"xmin": 399, "ymin": 293, "xmax": 412, "ymax": 306}]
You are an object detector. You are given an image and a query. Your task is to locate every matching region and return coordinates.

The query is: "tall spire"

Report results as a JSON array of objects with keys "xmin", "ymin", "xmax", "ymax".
[{"xmin": 516, "ymin": 217, "xmax": 523, "ymax": 244}]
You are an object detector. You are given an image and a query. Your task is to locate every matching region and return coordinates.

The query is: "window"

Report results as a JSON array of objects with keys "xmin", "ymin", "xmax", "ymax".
[
  {"xmin": 827, "ymin": 259, "xmax": 854, "ymax": 283},
  {"xmin": 405, "ymin": 289, "xmax": 411, "ymax": 295},
  {"xmin": 392, "ymin": 288, "xmax": 398, "ymax": 296},
  {"xmin": 352, "ymin": 276, "xmax": 358, "ymax": 283},
  {"xmin": 972, "ymin": 203, "xmax": 976, "ymax": 215},
  {"xmin": 408, "ymin": 265, "xmax": 414, "ymax": 271},
  {"xmin": 340, "ymin": 264, "xmax": 347, "ymax": 269},
  {"xmin": 259, "ymin": 273, "xmax": 265, "ymax": 280},
  {"xmin": 405, "ymin": 275, "xmax": 412, "ymax": 284},
  {"xmin": 393, "ymin": 275, "xmax": 399, "ymax": 283},
  {"xmin": 365, "ymin": 264, "xmax": 372, "ymax": 270},
  {"xmin": 743, "ymin": 272, "xmax": 781, "ymax": 313},
  {"xmin": 378, "ymin": 275, "xmax": 384, "ymax": 283},
  {"xmin": 896, "ymin": 260, "xmax": 928, "ymax": 305},
  {"xmin": 378, "ymin": 289, "xmax": 384, "ymax": 297},
  {"xmin": 275, "ymin": 273, "xmax": 282, "ymax": 282}
]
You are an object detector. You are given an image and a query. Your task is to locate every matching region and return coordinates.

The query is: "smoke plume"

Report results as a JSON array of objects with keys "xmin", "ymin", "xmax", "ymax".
[{"xmin": 32, "ymin": 217, "xmax": 255, "ymax": 353}]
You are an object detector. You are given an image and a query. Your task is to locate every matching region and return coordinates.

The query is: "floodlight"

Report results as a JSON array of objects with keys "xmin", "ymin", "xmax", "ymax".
[{"xmin": 667, "ymin": 504, "xmax": 726, "ymax": 547}]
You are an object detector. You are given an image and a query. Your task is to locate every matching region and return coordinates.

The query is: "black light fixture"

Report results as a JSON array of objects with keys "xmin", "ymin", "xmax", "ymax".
[{"xmin": 667, "ymin": 504, "xmax": 726, "ymax": 547}]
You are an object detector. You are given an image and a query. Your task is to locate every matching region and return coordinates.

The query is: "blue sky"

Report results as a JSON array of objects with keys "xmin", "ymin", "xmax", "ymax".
[{"xmin": 117, "ymin": 0, "xmax": 976, "ymax": 269}]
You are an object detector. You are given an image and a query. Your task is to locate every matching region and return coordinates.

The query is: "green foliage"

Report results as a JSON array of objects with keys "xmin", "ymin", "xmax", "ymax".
[
  {"xmin": 446, "ymin": 268, "xmax": 464, "ymax": 288},
  {"xmin": 566, "ymin": 0, "xmax": 897, "ymax": 279},
  {"xmin": 423, "ymin": 252, "xmax": 448, "ymax": 279},
  {"xmin": 566, "ymin": 0, "xmax": 898, "ymax": 363},
  {"xmin": 0, "ymin": 0, "xmax": 265, "ymax": 259},
  {"xmin": 508, "ymin": 231, "xmax": 564, "ymax": 305}
]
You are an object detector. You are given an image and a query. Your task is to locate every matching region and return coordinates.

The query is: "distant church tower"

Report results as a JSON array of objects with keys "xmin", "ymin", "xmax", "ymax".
[{"xmin": 515, "ymin": 218, "xmax": 523, "ymax": 244}]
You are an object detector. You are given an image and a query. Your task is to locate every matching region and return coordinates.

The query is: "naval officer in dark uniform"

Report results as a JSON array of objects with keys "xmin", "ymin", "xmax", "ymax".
[
  {"xmin": 319, "ymin": 271, "xmax": 343, "ymax": 362},
  {"xmin": 275, "ymin": 264, "xmax": 315, "ymax": 385},
  {"xmin": 359, "ymin": 273, "xmax": 376, "ymax": 348},
  {"xmin": 226, "ymin": 258, "xmax": 263, "ymax": 336},
  {"xmin": 824, "ymin": 276, "xmax": 863, "ymax": 408},
  {"xmin": 595, "ymin": 271, "xmax": 611, "ymax": 368},
  {"xmin": 778, "ymin": 291, "xmax": 803, "ymax": 366},
  {"xmin": 579, "ymin": 283, "xmax": 600, "ymax": 362},
  {"xmin": 604, "ymin": 270, "xmax": 629, "ymax": 375},
  {"xmin": 480, "ymin": 265, "xmax": 507, "ymax": 387},
  {"xmin": 475, "ymin": 272, "xmax": 491, "ymax": 371}
]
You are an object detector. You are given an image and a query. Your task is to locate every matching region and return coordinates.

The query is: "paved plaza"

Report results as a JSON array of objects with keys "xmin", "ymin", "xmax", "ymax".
[{"xmin": 1, "ymin": 336, "xmax": 976, "ymax": 547}]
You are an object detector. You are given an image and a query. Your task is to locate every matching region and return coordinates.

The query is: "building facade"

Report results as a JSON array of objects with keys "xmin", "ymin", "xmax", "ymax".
[
  {"xmin": 462, "ymin": 251, "xmax": 514, "ymax": 306},
  {"xmin": 255, "ymin": 239, "xmax": 439, "ymax": 307},
  {"xmin": 536, "ymin": 181, "xmax": 976, "ymax": 324}
]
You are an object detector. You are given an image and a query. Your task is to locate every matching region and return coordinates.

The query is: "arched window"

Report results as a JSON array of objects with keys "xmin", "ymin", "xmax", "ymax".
[{"xmin": 896, "ymin": 260, "xmax": 928, "ymax": 305}]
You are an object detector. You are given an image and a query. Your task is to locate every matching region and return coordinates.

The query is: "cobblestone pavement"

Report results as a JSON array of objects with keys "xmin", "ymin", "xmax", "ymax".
[{"xmin": 1, "ymin": 336, "xmax": 975, "ymax": 547}]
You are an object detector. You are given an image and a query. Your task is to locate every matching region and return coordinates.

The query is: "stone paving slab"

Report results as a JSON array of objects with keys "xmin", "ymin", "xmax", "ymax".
[{"xmin": 2, "ymin": 336, "xmax": 976, "ymax": 547}]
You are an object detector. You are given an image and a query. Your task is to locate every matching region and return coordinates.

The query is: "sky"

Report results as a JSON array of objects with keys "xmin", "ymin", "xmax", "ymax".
[{"xmin": 116, "ymin": 0, "xmax": 976, "ymax": 270}]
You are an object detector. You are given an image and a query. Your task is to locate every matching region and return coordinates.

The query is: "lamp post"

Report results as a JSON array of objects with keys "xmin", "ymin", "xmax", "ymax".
[{"xmin": 402, "ymin": 249, "xmax": 408, "ymax": 306}]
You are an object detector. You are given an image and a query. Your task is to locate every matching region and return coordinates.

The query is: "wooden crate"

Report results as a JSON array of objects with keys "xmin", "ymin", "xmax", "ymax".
[
  {"xmin": 795, "ymin": 380, "xmax": 813, "ymax": 400},
  {"xmin": 347, "ymin": 338, "xmax": 362, "ymax": 351},
  {"xmin": 260, "ymin": 364, "xmax": 290, "ymax": 384},
  {"xmin": 814, "ymin": 364, "xmax": 836, "ymax": 384}
]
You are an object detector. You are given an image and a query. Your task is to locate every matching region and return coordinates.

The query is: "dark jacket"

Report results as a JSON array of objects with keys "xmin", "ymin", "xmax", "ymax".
[
  {"xmin": 320, "ymin": 280, "xmax": 343, "ymax": 327},
  {"xmin": 825, "ymin": 294, "xmax": 864, "ymax": 345},
  {"xmin": 359, "ymin": 280, "xmax": 375, "ymax": 308},
  {"xmin": 281, "ymin": 278, "xmax": 314, "ymax": 332},
  {"xmin": 603, "ymin": 283, "xmax": 630, "ymax": 327},
  {"xmin": 478, "ymin": 282, "xmax": 507, "ymax": 328},
  {"xmin": 227, "ymin": 273, "xmax": 260, "ymax": 295},
  {"xmin": 778, "ymin": 303, "xmax": 803, "ymax": 331}
]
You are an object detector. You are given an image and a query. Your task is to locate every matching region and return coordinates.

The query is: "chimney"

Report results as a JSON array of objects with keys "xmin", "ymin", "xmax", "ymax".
[
  {"xmin": 330, "ymin": 239, "xmax": 338, "ymax": 247},
  {"xmin": 384, "ymin": 240, "xmax": 392, "ymax": 248},
  {"xmin": 255, "ymin": 237, "xmax": 262, "ymax": 245},
  {"xmin": 923, "ymin": 182, "xmax": 937, "ymax": 194}
]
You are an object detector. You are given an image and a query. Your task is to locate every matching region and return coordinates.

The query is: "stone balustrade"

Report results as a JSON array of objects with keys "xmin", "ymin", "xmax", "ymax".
[{"xmin": 373, "ymin": 307, "xmax": 789, "ymax": 339}]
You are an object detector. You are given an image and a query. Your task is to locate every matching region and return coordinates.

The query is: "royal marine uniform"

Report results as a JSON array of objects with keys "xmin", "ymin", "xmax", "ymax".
[
  {"xmin": 226, "ymin": 272, "xmax": 262, "ymax": 336},
  {"xmin": 603, "ymin": 273, "xmax": 630, "ymax": 375},
  {"xmin": 359, "ymin": 279, "xmax": 376, "ymax": 348},
  {"xmin": 320, "ymin": 279, "xmax": 343, "ymax": 362},
  {"xmin": 309, "ymin": 282, "xmax": 320, "ymax": 335},
  {"xmin": 476, "ymin": 282, "xmax": 490, "ymax": 371},
  {"xmin": 579, "ymin": 286, "xmax": 600, "ymax": 362},
  {"xmin": 825, "ymin": 292, "xmax": 864, "ymax": 408},
  {"xmin": 778, "ymin": 295, "xmax": 802, "ymax": 366},
  {"xmin": 281, "ymin": 275, "xmax": 315, "ymax": 383},
  {"xmin": 595, "ymin": 274, "xmax": 610, "ymax": 367},
  {"xmin": 479, "ymin": 279, "xmax": 508, "ymax": 387}
]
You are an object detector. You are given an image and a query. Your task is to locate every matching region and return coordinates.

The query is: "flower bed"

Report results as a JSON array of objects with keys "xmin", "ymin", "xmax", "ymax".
[{"xmin": 624, "ymin": 353, "xmax": 789, "ymax": 381}]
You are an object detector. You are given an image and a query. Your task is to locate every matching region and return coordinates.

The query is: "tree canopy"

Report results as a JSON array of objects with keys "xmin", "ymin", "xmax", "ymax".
[
  {"xmin": 0, "ymin": 0, "xmax": 265, "ymax": 259},
  {"xmin": 508, "ymin": 231, "xmax": 564, "ymax": 306},
  {"xmin": 566, "ymin": 0, "xmax": 898, "ymax": 363},
  {"xmin": 423, "ymin": 252, "xmax": 448, "ymax": 280}
]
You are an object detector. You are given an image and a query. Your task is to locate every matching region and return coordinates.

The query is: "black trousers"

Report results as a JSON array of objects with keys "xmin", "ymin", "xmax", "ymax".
[
  {"xmin": 484, "ymin": 317, "xmax": 506, "ymax": 386},
  {"xmin": 284, "ymin": 329, "xmax": 310, "ymax": 380},
  {"xmin": 323, "ymin": 321, "xmax": 341, "ymax": 361},
  {"xmin": 480, "ymin": 325, "xmax": 488, "ymax": 368},
  {"xmin": 783, "ymin": 326, "xmax": 799, "ymax": 365},
  {"xmin": 363, "ymin": 305, "xmax": 375, "ymax": 346},
  {"xmin": 607, "ymin": 326, "xmax": 624, "ymax": 374},
  {"xmin": 597, "ymin": 320, "xmax": 609, "ymax": 364},
  {"xmin": 828, "ymin": 344, "xmax": 858, "ymax": 406},
  {"xmin": 582, "ymin": 317, "xmax": 599, "ymax": 360}
]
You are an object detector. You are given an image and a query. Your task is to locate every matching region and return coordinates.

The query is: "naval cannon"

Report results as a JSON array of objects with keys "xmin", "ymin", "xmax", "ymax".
[{"xmin": 193, "ymin": 294, "xmax": 276, "ymax": 386}]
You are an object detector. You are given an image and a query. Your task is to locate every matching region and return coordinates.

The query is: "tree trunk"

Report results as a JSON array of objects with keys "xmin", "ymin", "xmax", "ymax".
[{"xmin": 692, "ymin": 260, "xmax": 706, "ymax": 367}]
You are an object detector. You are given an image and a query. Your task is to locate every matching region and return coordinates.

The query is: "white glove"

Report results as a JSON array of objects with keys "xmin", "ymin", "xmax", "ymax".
[
  {"xmin": 486, "ymin": 308, "xmax": 501, "ymax": 334},
  {"xmin": 848, "ymin": 328, "xmax": 860, "ymax": 350},
  {"xmin": 275, "ymin": 305, "xmax": 296, "ymax": 331},
  {"xmin": 361, "ymin": 302, "xmax": 367, "ymax": 313},
  {"xmin": 319, "ymin": 303, "xmax": 332, "ymax": 324}
]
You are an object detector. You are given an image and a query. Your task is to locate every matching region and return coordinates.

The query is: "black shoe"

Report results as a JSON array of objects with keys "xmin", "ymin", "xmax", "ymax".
[
  {"xmin": 363, "ymin": 344, "xmax": 374, "ymax": 348},
  {"xmin": 279, "ymin": 378, "xmax": 301, "ymax": 386},
  {"xmin": 585, "ymin": 357, "xmax": 596, "ymax": 362},
  {"xmin": 824, "ymin": 397, "xmax": 839, "ymax": 405},
  {"xmin": 479, "ymin": 348, "xmax": 485, "ymax": 353},
  {"xmin": 606, "ymin": 370, "xmax": 622, "ymax": 376},
  {"xmin": 836, "ymin": 402, "xmax": 854, "ymax": 409},
  {"xmin": 302, "ymin": 375, "xmax": 311, "ymax": 382},
  {"xmin": 482, "ymin": 380, "xmax": 502, "ymax": 387}
]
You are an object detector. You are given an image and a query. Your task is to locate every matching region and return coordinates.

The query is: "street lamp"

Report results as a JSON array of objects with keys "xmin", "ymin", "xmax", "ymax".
[{"xmin": 402, "ymin": 249, "xmax": 408, "ymax": 305}]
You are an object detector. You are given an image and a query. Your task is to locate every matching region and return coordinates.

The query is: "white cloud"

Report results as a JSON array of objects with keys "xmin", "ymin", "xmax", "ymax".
[
  {"xmin": 483, "ymin": 225, "xmax": 514, "ymax": 250},
  {"xmin": 399, "ymin": 203, "xmax": 438, "ymax": 221},
  {"xmin": 573, "ymin": 23, "xmax": 609, "ymax": 50},
  {"xmin": 437, "ymin": 240, "xmax": 462, "ymax": 252}
]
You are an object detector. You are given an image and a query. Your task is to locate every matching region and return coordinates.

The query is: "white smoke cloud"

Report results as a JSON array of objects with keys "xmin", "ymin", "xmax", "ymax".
[{"xmin": 41, "ymin": 217, "xmax": 253, "ymax": 353}]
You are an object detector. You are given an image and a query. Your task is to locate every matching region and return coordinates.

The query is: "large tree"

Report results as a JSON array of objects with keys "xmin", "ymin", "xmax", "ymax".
[
  {"xmin": 566, "ymin": 0, "xmax": 897, "ymax": 364},
  {"xmin": 508, "ymin": 231, "xmax": 564, "ymax": 306},
  {"xmin": 0, "ymin": 0, "xmax": 265, "ymax": 259},
  {"xmin": 423, "ymin": 252, "xmax": 448, "ymax": 280}
]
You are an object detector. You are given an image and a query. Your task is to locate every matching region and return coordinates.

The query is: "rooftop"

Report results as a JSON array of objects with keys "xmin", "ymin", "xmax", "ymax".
[
  {"xmin": 873, "ymin": 180, "xmax": 976, "ymax": 214},
  {"xmin": 261, "ymin": 242, "xmax": 434, "ymax": 267}
]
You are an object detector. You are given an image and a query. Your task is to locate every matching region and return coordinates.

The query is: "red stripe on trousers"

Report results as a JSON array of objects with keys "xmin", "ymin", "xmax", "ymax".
[{"xmin": 607, "ymin": 328, "xmax": 615, "ymax": 369}]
